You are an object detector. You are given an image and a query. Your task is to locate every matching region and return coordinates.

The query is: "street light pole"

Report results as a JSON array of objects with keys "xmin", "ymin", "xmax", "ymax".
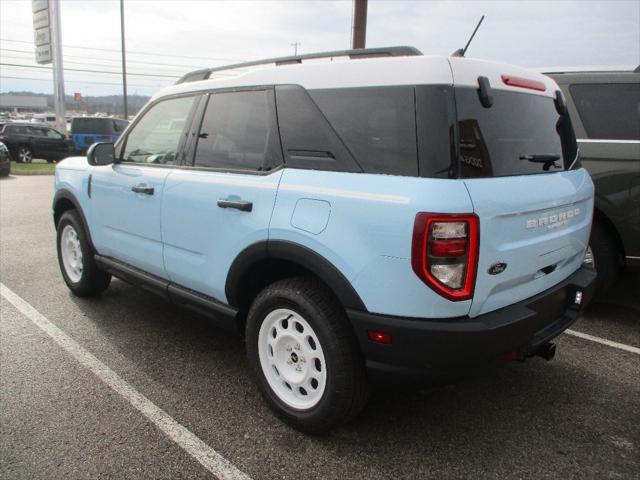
[
  {"xmin": 120, "ymin": 0, "xmax": 128, "ymax": 120},
  {"xmin": 50, "ymin": 0, "xmax": 66, "ymax": 133},
  {"xmin": 351, "ymin": 0, "xmax": 368, "ymax": 49}
]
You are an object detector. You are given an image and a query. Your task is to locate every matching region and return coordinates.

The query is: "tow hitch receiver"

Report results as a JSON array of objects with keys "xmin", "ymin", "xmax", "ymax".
[{"xmin": 534, "ymin": 342, "xmax": 556, "ymax": 361}]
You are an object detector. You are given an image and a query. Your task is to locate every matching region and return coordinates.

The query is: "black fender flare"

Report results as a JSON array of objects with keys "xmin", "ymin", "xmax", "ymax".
[
  {"xmin": 52, "ymin": 188, "xmax": 97, "ymax": 253},
  {"xmin": 225, "ymin": 240, "xmax": 367, "ymax": 311}
]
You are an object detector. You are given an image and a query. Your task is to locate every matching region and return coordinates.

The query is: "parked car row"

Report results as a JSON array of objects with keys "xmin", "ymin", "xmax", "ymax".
[{"xmin": 0, "ymin": 117, "xmax": 129, "ymax": 163}]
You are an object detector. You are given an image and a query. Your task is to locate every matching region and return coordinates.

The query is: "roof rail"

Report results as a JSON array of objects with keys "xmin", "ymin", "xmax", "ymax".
[{"xmin": 175, "ymin": 46, "xmax": 423, "ymax": 84}]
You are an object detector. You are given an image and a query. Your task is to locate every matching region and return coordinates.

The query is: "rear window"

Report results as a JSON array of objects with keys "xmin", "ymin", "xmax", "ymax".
[
  {"xmin": 455, "ymin": 88, "xmax": 577, "ymax": 178},
  {"xmin": 71, "ymin": 118, "xmax": 114, "ymax": 135},
  {"xmin": 569, "ymin": 83, "xmax": 640, "ymax": 140}
]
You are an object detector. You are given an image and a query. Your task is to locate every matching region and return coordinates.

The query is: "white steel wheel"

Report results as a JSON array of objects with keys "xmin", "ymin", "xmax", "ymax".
[
  {"xmin": 258, "ymin": 308, "xmax": 327, "ymax": 410},
  {"xmin": 60, "ymin": 225, "xmax": 83, "ymax": 283}
]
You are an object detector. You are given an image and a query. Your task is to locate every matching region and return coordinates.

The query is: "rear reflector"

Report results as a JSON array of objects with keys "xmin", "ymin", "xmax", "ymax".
[
  {"xmin": 411, "ymin": 213, "xmax": 480, "ymax": 301},
  {"xmin": 501, "ymin": 75, "xmax": 546, "ymax": 92},
  {"xmin": 367, "ymin": 330, "xmax": 392, "ymax": 345}
]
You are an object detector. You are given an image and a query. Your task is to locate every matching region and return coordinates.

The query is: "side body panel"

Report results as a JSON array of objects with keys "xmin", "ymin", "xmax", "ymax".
[
  {"xmin": 269, "ymin": 168, "xmax": 475, "ymax": 318},
  {"xmin": 161, "ymin": 168, "xmax": 283, "ymax": 302}
]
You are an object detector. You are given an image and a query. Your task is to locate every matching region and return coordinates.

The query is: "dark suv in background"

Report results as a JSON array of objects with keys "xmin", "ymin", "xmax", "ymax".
[
  {"xmin": 0, "ymin": 122, "xmax": 72, "ymax": 163},
  {"xmin": 548, "ymin": 68, "xmax": 640, "ymax": 295}
]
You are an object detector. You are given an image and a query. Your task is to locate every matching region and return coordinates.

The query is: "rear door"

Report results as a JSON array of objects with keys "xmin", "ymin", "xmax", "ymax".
[
  {"xmin": 161, "ymin": 88, "xmax": 283, "ymax": 302},
  {"xmin": 448, "ymin": 59, "xmax": 594, "ymax": 317}
]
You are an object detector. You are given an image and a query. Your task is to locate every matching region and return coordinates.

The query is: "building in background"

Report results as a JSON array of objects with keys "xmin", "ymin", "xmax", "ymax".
[{"xmin": 0, "ymin": 94, "xmax": 48, "ymax": 113}]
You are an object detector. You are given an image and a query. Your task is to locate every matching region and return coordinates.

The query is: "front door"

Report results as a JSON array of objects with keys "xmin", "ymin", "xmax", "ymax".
[{"xmin": 89, "ymin": 94, "xmax": 198, "ymax": 278}]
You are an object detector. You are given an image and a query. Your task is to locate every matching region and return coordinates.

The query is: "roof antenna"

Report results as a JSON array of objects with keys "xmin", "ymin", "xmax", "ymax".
[{"xmin": 451, "ymin": 15, "xmax": 485, "ymax": 57}]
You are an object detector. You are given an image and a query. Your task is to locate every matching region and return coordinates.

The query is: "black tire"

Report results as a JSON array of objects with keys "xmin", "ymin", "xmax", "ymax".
[
  {"xmin": 56, "ymin": 210, "xmax": 111, "ymax": 297},
  {"xmin": 246, "ymin": 276, "xmax": 370, "ymax": 434},
  {"xmin": 589, "ymin": 221, "xmax": 620, "ymax": 297},
  {"xmin": 17, "ymin": 145, "xmax": 33, "ymax": 163},
  {"xmin": 46, "ymin": 159, "xmax": 55, "ymax": 164}
]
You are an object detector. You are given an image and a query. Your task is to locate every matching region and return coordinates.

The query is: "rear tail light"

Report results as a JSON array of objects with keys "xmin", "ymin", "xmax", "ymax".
[{"xmin": 411, "ymin": 213, "xmax": 479, "ymax": 301}]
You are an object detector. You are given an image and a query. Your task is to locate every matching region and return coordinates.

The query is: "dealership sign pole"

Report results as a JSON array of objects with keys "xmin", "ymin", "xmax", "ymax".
[{"xmin": 33, "ymin": 0, "xmax": 66, "ymax": 133}]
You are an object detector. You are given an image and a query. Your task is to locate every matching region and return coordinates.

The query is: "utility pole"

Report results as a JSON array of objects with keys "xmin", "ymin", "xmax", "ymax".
[
  {"xmin": 351, "ymin": 0, "xmax": 368, "ymax": 49},
  {"xmin": 291, "ymin": 41, "xmax": 300, "ymax": 56},
  {"xmin": 120, "ymin": 0, "xmax": 128, "ymax": 120},
  {"xmin": 49, "ymin": 0, "xmax": 66, "ymax": 133}
]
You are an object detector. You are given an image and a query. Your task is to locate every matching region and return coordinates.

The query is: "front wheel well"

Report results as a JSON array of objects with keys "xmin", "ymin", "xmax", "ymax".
[{"xmin": 53, "ymin": 197, "xmax": 76, "ymax": 227}]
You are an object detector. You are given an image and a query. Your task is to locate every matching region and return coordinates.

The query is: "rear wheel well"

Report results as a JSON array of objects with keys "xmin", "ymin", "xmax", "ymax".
[{"xmin": 233, "ymin": 259, "xmax": 342, "ymax": 334}]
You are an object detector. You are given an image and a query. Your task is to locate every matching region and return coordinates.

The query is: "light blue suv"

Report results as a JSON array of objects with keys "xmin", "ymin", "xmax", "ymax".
[{"xmin": 53, "ymin": 47, "xmax": 597, "ymax": 432}]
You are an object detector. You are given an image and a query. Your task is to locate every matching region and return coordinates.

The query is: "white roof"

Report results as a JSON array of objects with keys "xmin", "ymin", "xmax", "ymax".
[{"xmin": 153, "ymin": 54, "xmax": 559, "ymax": 101}]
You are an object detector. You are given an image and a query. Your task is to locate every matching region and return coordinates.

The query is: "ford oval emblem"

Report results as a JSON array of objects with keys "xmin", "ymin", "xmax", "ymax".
[{"xmin": 488, "ymin": 262, "xmax": 507, "ymax": 275}]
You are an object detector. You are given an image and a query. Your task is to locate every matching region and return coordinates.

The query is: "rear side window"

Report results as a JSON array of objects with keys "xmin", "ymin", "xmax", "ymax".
[
  {"xmin": 569, "ymin": 83, "xmax": 640, "ymax": 140},
  {"xmin": 275, "ymin": 85, "xmax": 360, "ymax": 173},
  {"xmin": 455, "ymin": 88, "xmax": 577, "ymax": 178},
  {"xmin": 6, "ymin": 125, "xmax": 28, "ymax": 135},
  {"xmin": 194, "ymin": 89, "xmax": 281, "ymax": 171},
  {"xmin": 309, "ymin": 86, "xmax": 417, "ymax": 176}
]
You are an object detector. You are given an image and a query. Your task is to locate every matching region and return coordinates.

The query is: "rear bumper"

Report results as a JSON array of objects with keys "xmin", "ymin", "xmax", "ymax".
[{"xmin": 347, "ymin": 266, "xmax": 597, "ymax": 380}]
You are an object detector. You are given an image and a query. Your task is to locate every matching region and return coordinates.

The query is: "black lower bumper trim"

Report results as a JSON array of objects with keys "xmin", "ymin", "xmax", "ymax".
[{"xmin": 347, "ymin": 266, "xmax": 597, "ymax": 379}]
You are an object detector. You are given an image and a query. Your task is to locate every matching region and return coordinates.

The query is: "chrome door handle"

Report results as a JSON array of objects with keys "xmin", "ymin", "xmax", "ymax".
[
  {"xmin": 131, "ymin": 185, "xmax": 154, "ymax": 195},
  {"xmin": 217, "ymin": 198, "xmax": 253, "ymax": 212}
]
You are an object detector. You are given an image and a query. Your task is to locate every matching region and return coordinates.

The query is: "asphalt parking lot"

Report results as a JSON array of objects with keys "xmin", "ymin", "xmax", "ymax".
[{"xmin": 1, "ymin": 175, "xmax": 638, "ymax": 480}]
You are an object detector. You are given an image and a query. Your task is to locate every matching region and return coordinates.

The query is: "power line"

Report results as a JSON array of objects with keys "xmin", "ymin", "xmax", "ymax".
[
  {"xmin": 1, "ymin": 75, "xmax": 163, "ymax": 89},
  {"xmin": 0, "ymin": 38, "xmax": 243, "ymax": 63},
  {"xmin": 1, "ymin": 62, "xmax": 179, "ymax": 79},
  {"xmin": 1, "ymin": 52, "xmax": 192, "ymax": 74},
  {"xmin": 1, "ymin": 47, "xmax": 211, "ymax": 70}
]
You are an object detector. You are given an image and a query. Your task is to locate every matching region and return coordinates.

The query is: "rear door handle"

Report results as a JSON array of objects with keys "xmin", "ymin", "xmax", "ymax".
[
  {"xmin": 131, "ymin": 185, "xmax": 154, "ymax": 195},
  {"xmin": 217, "ymin": 198, "xmax": 253, "ymax": 212}
]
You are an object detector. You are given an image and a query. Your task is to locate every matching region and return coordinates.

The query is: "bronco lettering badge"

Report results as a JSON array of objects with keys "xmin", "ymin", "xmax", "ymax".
[{"xmin": 526, "ymin": 207, "xmax": 580, "ymax": 230}]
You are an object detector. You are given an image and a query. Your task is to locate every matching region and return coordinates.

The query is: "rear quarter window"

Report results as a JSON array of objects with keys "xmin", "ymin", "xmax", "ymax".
[
  {"xmin": 569, "ymin": 83, "xmax": 640, "ymax": 140},
  {"xmin": 309, "ymin": 86, "xmax": 418, "ymax": 176}
]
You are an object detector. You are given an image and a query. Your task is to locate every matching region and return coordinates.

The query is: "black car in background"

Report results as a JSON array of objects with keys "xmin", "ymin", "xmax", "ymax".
[
  {"xmin": 0, "ymin": 122, "xmax": 72, "ymax": 163},
  {"xmin": 547, "ymin": 68, "xmax": 640, "ymax": 294}
]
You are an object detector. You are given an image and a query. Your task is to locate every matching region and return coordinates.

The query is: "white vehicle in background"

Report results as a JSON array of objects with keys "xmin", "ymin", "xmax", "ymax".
[{"xmin": 31, "ymin": 113, "xmax": 57, "ymax": 127}]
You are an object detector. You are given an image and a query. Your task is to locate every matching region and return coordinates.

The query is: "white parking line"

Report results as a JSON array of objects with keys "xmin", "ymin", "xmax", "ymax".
[
  {"xmin": 0, "ymin": 283, "xmax": 252, "ymax": 480},
  {"xmin": 564, "ymin": 329, "xmax": 640, "ymax": 355}
]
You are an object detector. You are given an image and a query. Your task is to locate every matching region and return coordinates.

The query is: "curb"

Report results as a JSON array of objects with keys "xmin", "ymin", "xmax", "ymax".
[{"xmin": 8, "ymin": 170, "xmax": 55, "ymax": 176}]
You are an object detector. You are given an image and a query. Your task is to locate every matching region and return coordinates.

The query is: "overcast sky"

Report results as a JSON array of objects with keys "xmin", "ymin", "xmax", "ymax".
[{"xmin": 1, "ymin": 0, "xmax": 638, "ymax": 97}]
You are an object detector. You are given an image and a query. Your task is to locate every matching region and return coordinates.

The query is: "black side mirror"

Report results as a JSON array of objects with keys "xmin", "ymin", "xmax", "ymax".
[{"xmin": 87, "ymin": 142, "xmax": 115, "ymax": 166}]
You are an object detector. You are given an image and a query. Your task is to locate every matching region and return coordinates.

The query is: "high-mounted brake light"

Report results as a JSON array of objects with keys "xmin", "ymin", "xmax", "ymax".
[
  {"xmin": 411, "ymin": 213, "xmax": 479, "ymax": 301},
  {"xmin": 501, "ymin": 75, "xmax": 546, "ymax": 92}
]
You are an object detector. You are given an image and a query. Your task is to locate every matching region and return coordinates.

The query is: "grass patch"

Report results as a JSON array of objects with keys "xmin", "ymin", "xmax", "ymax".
[{"xmin": 11, "ymin": 159, "xmax": 56, "ymax": 174}]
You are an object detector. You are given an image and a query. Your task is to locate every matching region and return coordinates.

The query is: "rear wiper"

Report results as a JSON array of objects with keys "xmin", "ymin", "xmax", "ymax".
[{"xmin": 519, "ymin": 154, "xmax": 561, "ymax": 171}]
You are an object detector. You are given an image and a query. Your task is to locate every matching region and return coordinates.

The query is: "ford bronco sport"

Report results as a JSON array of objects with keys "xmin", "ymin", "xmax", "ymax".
[{"xmin": 53, "ymin": 47, "xmax": 596, "ymax": 433}]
